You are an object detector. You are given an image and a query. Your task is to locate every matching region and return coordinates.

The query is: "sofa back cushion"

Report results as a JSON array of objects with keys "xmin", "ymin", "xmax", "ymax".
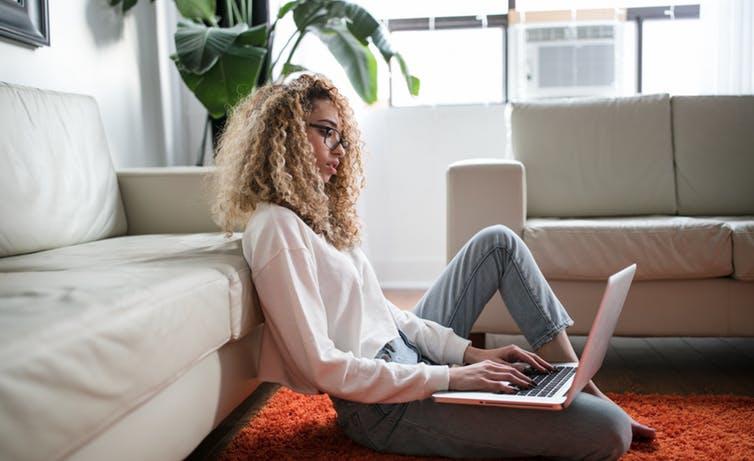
[
  {"xmin": 0, "ymin": 83, "xmax": 127, "ymax": 257},
  {"xmin": 510, "ymin": 94, "xmax": 676, "ymax": 217},
  {"xmin": 672, "ymin": 95, "xmax": 754, "ymax": 215}
]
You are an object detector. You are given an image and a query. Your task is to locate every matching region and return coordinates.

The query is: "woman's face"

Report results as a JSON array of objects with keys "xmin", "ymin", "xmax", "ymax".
[{"xmin": 305, "ymin": 98, "xmax": 346, "ymax": 183}]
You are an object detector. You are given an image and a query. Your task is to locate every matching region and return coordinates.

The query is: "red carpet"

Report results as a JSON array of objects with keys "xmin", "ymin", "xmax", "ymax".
[{"xmin": 218, "ymin": 388, "xmax": 754, "ymax": 460}]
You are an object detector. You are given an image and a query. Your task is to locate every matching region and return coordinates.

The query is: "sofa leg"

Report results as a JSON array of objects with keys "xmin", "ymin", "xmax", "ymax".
[{"xmin": 469, "ymin": 332, "xmax": 486, "ymax": 349}]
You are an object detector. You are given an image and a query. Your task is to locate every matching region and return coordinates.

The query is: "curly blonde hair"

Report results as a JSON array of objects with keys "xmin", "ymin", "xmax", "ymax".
[{"xmin": 211, "ymin": 73, "xmax": 366, "ymax": 251}]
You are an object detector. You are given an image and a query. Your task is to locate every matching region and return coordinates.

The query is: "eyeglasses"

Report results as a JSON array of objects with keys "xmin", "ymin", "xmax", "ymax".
[{"xmin": 308, "ymin": 123, "xmax": 350, "ymax": 151}]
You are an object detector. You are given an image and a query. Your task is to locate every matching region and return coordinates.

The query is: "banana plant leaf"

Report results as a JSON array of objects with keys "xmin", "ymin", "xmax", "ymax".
[
  {"xmin": 173, "ymin": 30, "xmax": 267, "ymax": 118},
  {"xmin": 282, "ymin": 63, "xmax": 308, "ymax": 77},
  {"xmin": 309, "ymin": 22, "xmax": 377, "ymax": 103},
  {"xmin": 174, "ymin": 0, "xmax": 217, "ymax": 24},
  {"xmin": 174, "ymin": 21, "xmax": 251, "ymax": 74},
  {"xmin": 291, "ymin": 0, "xmax": 419, "ymax": 99}
]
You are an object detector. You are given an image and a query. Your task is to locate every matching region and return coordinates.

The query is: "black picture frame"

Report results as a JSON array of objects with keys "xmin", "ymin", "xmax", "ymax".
[{"xmin": 0, "ymin": 0, "xmax": 49, "ymax": 47}]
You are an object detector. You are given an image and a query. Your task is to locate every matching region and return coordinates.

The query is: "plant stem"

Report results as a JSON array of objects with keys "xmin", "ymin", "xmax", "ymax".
[
  {"xmin": 280, "ymin": 31, "xmax": 307, "ymax": 79},
  {"xmin": 239, "ymin": 0, "xmax": 247, "ymax": 25},
  {"xmin": 224, "ymin": 0, "xmax": 233, "ymax": 25},
  {"xmin": 230, "ymin": 0, "xmax": 244, "ymax": 26},
  {"xmin": 247, "ymin": 0, "xmax": 253, "ymax": 26},
  {"xmin": 270, "ymin": 30, "xmax": 300, "ymax": 77}
]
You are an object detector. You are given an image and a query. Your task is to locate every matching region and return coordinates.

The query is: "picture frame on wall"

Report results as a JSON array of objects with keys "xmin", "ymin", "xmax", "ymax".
[{"xmin": 0, "ymin": 0, "xmax": 50, "ymax": 47}]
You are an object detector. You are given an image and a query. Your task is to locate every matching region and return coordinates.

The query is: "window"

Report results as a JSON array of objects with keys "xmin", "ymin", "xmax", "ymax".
[
  {"xmin": 375, "ymin": 2, "xmax": 701, "ymax": 105},
  {"xmin": 642, "ymin": 18, "xmax": 703, "ymax": 94},
  {"xmin": 389, "ymin": 26, "xmax": 505, "ymax": 106}
]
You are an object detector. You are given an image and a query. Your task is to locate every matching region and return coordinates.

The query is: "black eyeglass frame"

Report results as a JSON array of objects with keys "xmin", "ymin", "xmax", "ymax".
[{"xmin": 308, "ymin": 123, "xmax": 350, "ymax": 151}]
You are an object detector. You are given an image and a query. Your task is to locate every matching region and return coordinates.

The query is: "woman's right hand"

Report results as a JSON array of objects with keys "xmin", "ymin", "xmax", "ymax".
[{"xmin": 448, "ymin": 360, "xmax": 535, "ymax": 393}]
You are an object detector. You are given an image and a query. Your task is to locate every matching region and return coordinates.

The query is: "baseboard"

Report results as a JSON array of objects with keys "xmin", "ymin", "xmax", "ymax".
[{"xmin": 381, "ymin": 281, "xmax": 432, "ymax": 290}]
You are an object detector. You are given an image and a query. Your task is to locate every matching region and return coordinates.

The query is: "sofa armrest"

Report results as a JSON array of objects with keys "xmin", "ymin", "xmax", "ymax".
[
  {"xmin": 116, "ymin": 167, "xmax": 219, "ymax": 235},
  {"xmin": 446, "ymin": 159, "xmax": 526, "ymax": 262}
]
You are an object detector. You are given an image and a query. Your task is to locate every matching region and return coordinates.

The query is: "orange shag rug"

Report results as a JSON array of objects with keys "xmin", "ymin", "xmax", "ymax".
[{"xmin": 218, "ymin": 388, "xmax": 754, "ymax": 460}]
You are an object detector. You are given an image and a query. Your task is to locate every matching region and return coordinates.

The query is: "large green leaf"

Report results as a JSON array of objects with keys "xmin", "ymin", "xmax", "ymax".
[
  {"xmin": 175, "ymin": 0, "xmax": 217, "ymax": 24},
  {"xmin": 292, "ymin": 0, "xmax": 328, "ymax": 31},
  {"xmin": 394, "ymin": 53, "xmax": 420, "ymax": 96},
  {"xmin": 174, "ymin": 21, "xmax": 247, "ymax": 74},
  {"xmin": 293, "ymin": 0, "xmax": 420, "ymax": 99},
  {"xmin": 281, "ymin": 62, "xmax": 308, "ymax": 76},
  {"xmin": 310, "ymin": 22, "xmax": 377, "ymax": 104},
  {"xmin": 235, "ymin": 23, "xmax": 268, "ymax": 47},
  {"xmin": 174, "ymin": 42, "xmax": 267, "ymax": 118},
  {"xmin": 338, "ymin": 2, "xmax": 380, "ymax": 45},
  {"xmin": 293, "ymin": 1, "xmax": 378, "ymax": 43},
  {"xmin": 122, "ymin": 0, "xmax": 138, "ymax": 12},
  {"xmin": 367, "ymin": 22, "xmax": 395, "ymax": 63},
  {"xmin": 335, "ymin": 3, "xmax": 419, "ymax": 96},
  {"xmin": 277, "ymin": 0, "xmax": 301, "ymax": 19}
]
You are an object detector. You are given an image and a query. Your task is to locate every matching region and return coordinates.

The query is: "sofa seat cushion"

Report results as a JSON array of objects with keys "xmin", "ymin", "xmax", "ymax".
[
  {"xmin": 714, "ymin": 217, "xmax": 754, "ymax": 281},
  {"xmin": 0, "ymin": 233, "xmax": 260, "ymax": 461},
  {"xmin": 523, "ymin": 216, "xmax": 732, "ymax": 281}
]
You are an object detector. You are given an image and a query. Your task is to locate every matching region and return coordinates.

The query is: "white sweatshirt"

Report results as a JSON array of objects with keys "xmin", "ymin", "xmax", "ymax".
[{"xmin": 241, "ymin": 202, "xmax": 471, "ymax": 403}]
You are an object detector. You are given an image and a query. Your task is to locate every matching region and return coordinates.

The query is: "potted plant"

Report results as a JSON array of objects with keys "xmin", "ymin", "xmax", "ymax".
[{"xmin": 111, "ymin": 0, "xmax": 419, "ymax": 162}]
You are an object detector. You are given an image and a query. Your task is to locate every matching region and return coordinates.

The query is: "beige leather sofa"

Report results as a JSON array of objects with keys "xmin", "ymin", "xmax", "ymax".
[
  {"xmin": 448, "ymin": 94, "xmax": 754, "ymax": 339},
  {"xmin": 0, "ymin": 83, "xmax": 263, "ymax": 460}
]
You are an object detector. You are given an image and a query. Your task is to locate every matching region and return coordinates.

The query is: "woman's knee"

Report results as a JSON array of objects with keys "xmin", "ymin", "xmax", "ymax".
[{"xmin": 473, "ymin": 224, "xmax": 519, "ymax": 248}]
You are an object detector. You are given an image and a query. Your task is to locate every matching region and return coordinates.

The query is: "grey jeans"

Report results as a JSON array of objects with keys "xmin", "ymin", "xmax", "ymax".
[{"xmin": 331, "ymin": 225, "xmax": 632, "ymax": 460}]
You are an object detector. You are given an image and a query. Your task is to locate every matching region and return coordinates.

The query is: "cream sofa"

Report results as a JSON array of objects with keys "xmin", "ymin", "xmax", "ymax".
[
  {"xmin": 0, "ymin": 83, "xmax": 263, "ymax": 460},
  {"xmin": 447, "ymin": 94, "xmax": 754, "ymax": 339}
]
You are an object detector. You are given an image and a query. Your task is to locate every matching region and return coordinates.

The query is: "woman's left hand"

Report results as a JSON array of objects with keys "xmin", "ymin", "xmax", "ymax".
[{"xmin": 463, "ymin": 344, "xmax": 554, "ymax": 374}]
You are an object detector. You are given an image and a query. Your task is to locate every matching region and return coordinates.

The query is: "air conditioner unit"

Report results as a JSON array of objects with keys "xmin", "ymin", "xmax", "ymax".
[{"xmin": 510, "ymin": 23, "xmax": 627, "ymax": 99}]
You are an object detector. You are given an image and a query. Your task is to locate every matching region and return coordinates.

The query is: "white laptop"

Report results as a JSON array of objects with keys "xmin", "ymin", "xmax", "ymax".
[{"xmin": 432, "ymin": 264, "xmax": 636, "ymax": 411}]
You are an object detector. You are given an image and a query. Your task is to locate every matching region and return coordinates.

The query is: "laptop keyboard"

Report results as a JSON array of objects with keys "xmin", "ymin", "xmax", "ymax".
[{"xmin": 515, "ymin": 365, "xmax": 576, "ymax": 398}]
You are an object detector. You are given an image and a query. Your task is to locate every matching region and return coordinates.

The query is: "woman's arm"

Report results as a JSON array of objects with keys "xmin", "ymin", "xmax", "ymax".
[
  {"xmin": 253, "ymin": 247, "xmax": 450, "ymax": 403},
  {"xmin": 385, "ymin": 299, "xmax": 471, "ymax": 366}
]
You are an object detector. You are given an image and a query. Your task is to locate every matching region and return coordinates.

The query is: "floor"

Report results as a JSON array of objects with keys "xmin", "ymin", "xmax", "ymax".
[{"xmin": 187, "ymin": 288, "xmax": 754, "ymax": 460}]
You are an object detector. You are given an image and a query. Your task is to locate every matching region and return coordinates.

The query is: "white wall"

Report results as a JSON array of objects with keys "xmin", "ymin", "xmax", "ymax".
[
  {"xmin": 0, "ymin": 0, "xmax": 166, "ymax": 168},
  {"xmin": 358, "ymin": 104, "xmax": 508, "ymax": 288}
]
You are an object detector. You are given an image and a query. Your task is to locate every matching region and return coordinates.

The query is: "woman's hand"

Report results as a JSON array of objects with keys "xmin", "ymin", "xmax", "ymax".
[
  {"xmin": 463, "ymin": 344, "xmax": 554, "ymax": 374},
  {"xmin": 448, "ymin": 360, "xmax": 535, "ymax": 393}
]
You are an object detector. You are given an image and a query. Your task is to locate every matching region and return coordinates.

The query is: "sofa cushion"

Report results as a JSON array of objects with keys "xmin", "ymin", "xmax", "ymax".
[
  {"xmin": 523, "ymin": 216, "xmax": 732, "ymax": 281},
  {"xmin": 0, "ymin": 83, "xmax": 127, "ymax": 258},
  {"xmin": 510, "ymin": 94, "xmax": 676, "ymax": 217},
  {"xmin": 672, "ymin": 96, "xmax": 754, "ymax": 215},
  {"xmin": 0, "ymin": 234, "xmax": 260, "ymax": 461},
  {"xmin": 715, "ymin": 217, "xmax": 754, "ymax": 281}
]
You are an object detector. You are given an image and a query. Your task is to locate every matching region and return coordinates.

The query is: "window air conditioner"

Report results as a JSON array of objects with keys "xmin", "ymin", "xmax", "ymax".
[{"xmin": 512, "ymin": 23, "xmax": 622, "ymax": 99}]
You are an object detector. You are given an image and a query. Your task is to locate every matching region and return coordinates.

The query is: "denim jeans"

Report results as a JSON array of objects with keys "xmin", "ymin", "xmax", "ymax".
[{"xmin": 331, "ymin": 225, "xmax": 632, "ymax": 460}]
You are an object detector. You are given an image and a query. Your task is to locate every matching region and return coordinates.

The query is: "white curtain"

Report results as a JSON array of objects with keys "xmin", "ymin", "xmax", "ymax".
[
  {"xmin": 154, "ymin": 1, "xmax": 212, "ymax": 166},
  {"xmin": 700, "ymin": 0, "xmax": 754, "ymax": 94}
]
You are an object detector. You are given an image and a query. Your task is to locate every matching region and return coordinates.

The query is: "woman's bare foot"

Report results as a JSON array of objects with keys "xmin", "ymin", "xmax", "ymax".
[
  {"xmin": 536, "ymin": 331, "xmax": 656, "ymax": 441},
  {"xmin": 584, "ymin": 381, "xmax": 656, "ymax": 441}
]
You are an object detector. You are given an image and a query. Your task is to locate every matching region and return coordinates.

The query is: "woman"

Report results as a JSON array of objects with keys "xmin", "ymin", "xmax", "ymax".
[{"xmin": 212, "ymin": 74, "xmax": 655, "ymax": 460}]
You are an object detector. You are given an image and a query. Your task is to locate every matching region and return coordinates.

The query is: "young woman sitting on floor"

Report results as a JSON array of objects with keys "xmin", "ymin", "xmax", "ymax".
[{"xmin": 211, "ymin": 73, "xmax": 655, "ymax": 461}]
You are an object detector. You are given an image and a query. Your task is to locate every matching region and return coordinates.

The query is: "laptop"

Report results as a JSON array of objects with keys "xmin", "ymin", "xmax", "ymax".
[{"xmin": 432, "ymin": 264, "xmax": 636, "ymax": 411}]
